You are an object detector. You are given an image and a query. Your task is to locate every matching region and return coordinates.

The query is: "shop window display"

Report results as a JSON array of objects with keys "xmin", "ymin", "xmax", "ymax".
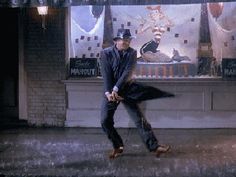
[{"xmin": 69, "ymin": 2, "xmax": 236, "ymax": 79}]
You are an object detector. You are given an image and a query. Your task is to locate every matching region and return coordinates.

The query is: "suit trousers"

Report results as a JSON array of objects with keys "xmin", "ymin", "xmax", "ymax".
[{"xmin": 101, "ymin": 97, "xmax": 159, "ymax": 151}]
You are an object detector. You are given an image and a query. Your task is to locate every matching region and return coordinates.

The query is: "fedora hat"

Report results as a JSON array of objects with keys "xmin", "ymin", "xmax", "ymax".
[{"xmin": 113, "ymin": 28, "xmax": 136, "ymax": 41}]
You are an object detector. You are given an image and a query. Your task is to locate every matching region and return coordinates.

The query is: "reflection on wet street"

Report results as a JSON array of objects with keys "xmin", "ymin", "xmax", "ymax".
[{"xmin": 0, "ymin": 128, "xmax": 236, "ymax": 177}]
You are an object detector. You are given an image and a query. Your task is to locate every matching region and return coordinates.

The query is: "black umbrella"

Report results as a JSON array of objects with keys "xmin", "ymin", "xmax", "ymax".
[{"xmin": 121, "ymin": 82, "xmax": 175, "ymax": 103}]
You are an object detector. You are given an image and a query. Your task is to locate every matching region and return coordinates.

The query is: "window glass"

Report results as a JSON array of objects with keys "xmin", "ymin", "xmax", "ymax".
[{"xmin": 69, "ymin": 2, "xmax": 236, "ymax": 79}]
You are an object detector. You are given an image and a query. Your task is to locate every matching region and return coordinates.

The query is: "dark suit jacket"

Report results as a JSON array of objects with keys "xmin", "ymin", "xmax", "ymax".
[{"xmin": 100, "ymin": 45, "xmax": 137, "ymax": 94}]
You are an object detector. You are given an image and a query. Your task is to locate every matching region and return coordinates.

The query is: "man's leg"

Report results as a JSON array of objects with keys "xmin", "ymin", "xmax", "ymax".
[
  {"xmin": 123, "ymin": 100, "xmax": 159, "ymax": 152},
  {"xmin": 101, "ymin": 98, "xmax": 123, "ymax": 149}
]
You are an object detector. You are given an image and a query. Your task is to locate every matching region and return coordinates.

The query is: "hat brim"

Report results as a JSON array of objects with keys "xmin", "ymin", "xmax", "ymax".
[{"xmin": 113, "ymin": 36, "xmax": 136, "ymax": 41}]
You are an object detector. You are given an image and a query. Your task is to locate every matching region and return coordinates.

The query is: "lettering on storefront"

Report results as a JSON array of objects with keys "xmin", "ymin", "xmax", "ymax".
[{"xmin": 69, "ymin": 58, "xmax": 97, "ymax": 77}]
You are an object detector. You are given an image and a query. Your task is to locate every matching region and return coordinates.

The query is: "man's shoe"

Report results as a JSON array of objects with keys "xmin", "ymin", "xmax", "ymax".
[
  {"xmin": 109, "ymin": 146, "xmax": 124, "ymax": 159},
  {"xmin": 155, "ymin": 145, "xmax": 171, "ymax": 157}
]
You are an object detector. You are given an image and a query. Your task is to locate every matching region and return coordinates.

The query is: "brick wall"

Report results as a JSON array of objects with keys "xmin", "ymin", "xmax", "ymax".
[{"xmin": 24, "ymin": 8, "xmax": 66, "ymax": 126}]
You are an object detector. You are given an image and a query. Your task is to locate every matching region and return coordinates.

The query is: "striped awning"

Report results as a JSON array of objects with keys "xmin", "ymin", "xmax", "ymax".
[{"xmin": 1, "ymin": 0, "xmax": 235, "ymax": 7}]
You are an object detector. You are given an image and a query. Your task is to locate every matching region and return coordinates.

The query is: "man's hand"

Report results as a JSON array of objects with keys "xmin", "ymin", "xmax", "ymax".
[
  {"xmin": 105, "ymin": 93, "xmax": 115, "ymax": 102},
  {"xmin": 111, "ymin": 91, "xmax": 124, "ymax": 102}
]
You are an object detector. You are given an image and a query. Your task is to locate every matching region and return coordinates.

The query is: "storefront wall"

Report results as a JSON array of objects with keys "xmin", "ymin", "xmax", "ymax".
[
  {"xmin": 64, "ymin": 78, "xmax": 236, "ymax": 128},
  {"xmin": 19, "ymin": 7, "xmax": 236, "ymax": 128},
  {"xmin": 22, "ymin": 8, "xmax": 67, "ymax": 126}
]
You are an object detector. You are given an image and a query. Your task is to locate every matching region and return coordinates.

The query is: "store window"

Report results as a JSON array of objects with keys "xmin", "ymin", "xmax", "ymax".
[{"xmin": 69, "ymin": 2, "xmax": 236, "ymax": 79}]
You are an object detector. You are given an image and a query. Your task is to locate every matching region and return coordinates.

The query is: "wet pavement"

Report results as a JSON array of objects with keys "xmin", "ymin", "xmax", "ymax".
[{"xmin": 0, "ymin": 127, "xmax": 236, "ymax": 177}]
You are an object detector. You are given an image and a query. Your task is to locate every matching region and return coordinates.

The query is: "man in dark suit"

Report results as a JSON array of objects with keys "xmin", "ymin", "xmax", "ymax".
[{"xmin": 100, "ymin": 28, "xmax": 172, "ymax": 159}]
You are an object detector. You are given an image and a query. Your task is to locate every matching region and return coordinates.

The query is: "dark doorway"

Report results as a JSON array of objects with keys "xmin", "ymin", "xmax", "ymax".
[{"xmin": 0, "ymin": 8, "xmax": 19, "ymax": 127}]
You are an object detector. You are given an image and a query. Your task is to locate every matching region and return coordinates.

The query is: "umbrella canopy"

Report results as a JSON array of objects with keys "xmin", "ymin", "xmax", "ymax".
[{"xmin": 121, "ymin": 82, "xmax": 175, "ymax": 103}]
